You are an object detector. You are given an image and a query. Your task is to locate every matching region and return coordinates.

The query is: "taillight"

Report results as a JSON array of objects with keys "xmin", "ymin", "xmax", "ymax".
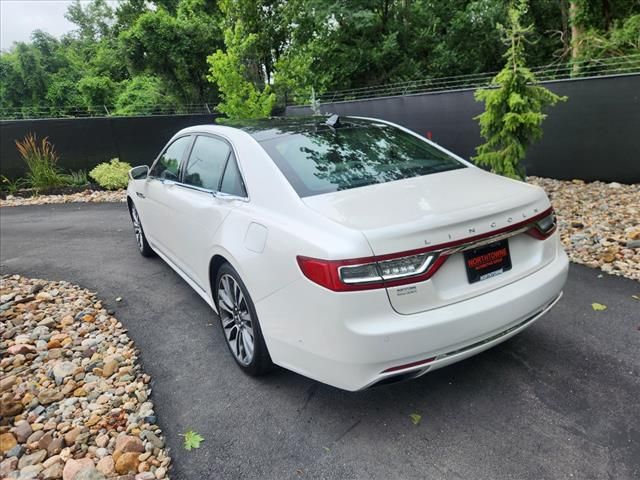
[
  {"xmin": 527, "ymin": 209, "xmax": 557, "ymax": 240},
  {"xmin": 297, "ymin": 252, "xmax": 440, "ymax": 292}
]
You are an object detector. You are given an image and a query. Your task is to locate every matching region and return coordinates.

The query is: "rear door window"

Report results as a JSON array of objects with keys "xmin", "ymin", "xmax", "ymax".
[{"xmin": 183, "ymin": 136, "xmax": 230, "ymax": 191}]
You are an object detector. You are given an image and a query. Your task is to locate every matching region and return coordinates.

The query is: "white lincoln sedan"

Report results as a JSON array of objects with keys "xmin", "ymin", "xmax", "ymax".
[{"xmin": 126, "ymin": 115, "xmax": 568, "ymax": 391}]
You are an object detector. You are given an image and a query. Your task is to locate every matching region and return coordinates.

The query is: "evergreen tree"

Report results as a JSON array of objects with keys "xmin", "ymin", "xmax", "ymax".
[{"xmin": 473, "ymin": 0, "xmax": 567, "ymax": 180}]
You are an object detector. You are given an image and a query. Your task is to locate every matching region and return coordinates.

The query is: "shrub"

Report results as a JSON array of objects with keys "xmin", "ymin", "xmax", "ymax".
[
  {"xmin": 61, "ymin": 170, "xmax": 89, "ymax": 187},
  {"xmin": 1, "ymin": 175, "xmax": 28, "ymax": 195},
  {"xmin": 89, "ymin": 159, "xmax": 132, "ymax": 190},
  {"xmin": 15, "ymin": 133, "xmax": 65, "ymax": 191}
]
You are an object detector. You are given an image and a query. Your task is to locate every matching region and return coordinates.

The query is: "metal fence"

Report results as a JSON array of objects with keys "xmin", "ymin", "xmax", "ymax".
[
  {"xmin": 0, "ymin": 103, "xmax": 214, "ymax": 121},
  {"xmin": 288, "ymin": 53, "xmax": 640, "ymax": 105}
]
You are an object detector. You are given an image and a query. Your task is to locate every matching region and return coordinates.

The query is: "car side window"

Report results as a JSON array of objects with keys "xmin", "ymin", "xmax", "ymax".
[
  {"xmin": 183, "ymin": 136, "xmax": 230, "ymax": 191},
  {"xmin": 150, "ymin": 136, "xmax": 191, "ymax": 181},
  {"xmin": 220, "ymin": 151, "xmax": 247, "ymax": 197}
]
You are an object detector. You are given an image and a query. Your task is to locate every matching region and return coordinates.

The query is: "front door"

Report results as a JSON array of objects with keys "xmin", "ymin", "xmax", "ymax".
[{"xmin": 138, "ymin": 135, "xmax": 193, "ymax": 255}]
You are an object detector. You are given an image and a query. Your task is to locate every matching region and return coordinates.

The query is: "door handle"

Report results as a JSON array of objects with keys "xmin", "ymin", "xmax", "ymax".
[{"xmin": 136, "ymin": 192, "xmax": 145, "ymax": 199}]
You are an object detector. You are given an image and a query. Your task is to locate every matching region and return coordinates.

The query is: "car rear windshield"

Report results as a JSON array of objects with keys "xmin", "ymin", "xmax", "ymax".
[{"xmin": 259, "ymin": 122, "xmax": 466, "ymax": 197}]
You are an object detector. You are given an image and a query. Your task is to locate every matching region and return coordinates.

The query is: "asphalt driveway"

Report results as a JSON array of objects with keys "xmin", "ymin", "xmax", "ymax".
[{"xmin": 1, "ymin": 202, "xmax": 639, "ymax": 480}]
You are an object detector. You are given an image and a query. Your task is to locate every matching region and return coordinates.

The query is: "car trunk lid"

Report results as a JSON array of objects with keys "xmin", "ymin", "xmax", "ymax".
[{"xmin": 302, "ymin": 168, "xmax": 557, "ymax": 313}]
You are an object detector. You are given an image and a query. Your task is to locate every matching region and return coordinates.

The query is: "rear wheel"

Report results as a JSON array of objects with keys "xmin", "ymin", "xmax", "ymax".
[
  {"xmin": 129, "ymin": 202, "xmax": 155, "ymax": 257},
  {"xmin": 215, "ymin": 263, "xmax": 273, "ymax": 376}
]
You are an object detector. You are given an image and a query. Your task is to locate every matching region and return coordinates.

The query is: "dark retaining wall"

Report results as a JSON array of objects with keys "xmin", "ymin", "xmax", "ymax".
[
  {"xmin": 0, "ymin": 114, "xmax": 219, "ymax": 179},
  {"xmin": 286, "ymin": 74, "xmax": 640, "ymax": 183}
]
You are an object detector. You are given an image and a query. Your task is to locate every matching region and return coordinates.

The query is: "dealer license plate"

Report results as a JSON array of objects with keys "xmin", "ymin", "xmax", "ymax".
[{"xmin": 463, "ymin": 239, "xmax": 512, "ymax": 284}]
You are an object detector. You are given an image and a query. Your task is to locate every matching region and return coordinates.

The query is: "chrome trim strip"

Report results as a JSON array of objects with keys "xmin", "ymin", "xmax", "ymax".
[
  {"xmin": 336, "ymin": 213, "xmax": 556, "ymax": 286},
  {"xmin": 436, "ymin": 292, "xmax": 563, "ymax": 360}
]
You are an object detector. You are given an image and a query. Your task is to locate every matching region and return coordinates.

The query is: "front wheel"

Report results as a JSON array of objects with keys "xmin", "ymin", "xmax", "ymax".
[
  {"xmin": 215, "ymin": 264, "xmax": 273, "ymax": 376},
  {"xmin": 129, "ymin": 202, "xmax": 155, "ymax": 257}
]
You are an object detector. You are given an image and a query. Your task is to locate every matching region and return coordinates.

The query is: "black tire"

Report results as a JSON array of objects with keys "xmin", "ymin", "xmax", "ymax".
[
  {"xmin": 215, "ymin": 263, "xmax": 273, "ymax": 376},
  {"xmin": 128, "ymin": 201, "xmax": 155, "ymax": 258}
]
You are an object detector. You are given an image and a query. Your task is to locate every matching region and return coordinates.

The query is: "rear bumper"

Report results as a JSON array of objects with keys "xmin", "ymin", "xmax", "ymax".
[{"xmin": 256, "ymin": 247, "xmax": 569, "ymax": 391}]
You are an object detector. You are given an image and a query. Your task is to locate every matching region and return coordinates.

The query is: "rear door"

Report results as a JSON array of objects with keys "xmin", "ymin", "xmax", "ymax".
[{"xmin": 169, "ymin": 135, "xmax": 247, "ymax": 290}]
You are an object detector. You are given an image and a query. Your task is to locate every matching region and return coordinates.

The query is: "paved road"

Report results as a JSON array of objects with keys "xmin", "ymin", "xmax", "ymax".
[{"xmin": 1, "ymin": 203, "xmax": 639, "ymax": 480}]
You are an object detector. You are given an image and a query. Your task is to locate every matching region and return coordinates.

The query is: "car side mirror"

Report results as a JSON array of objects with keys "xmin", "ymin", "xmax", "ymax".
[{"xmin": 129, "ymin": 165, "xmax": 149, "ymax": 180}]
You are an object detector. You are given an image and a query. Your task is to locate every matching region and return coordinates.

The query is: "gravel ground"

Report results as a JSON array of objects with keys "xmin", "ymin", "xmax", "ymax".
[
  {"xmin": 0, "ymin": 178, "xmax": 637, "ymax": 280},
  {"xmin": 0, "ymin": 275, "xmax": 171, "ymax": 480},
  {"xmin": 528, "ymin": 177, "xmax": 640, "ymax": 281},
  {"xmin": 0, "ymin": 190, "xmax": 126, "ymax": 208}
]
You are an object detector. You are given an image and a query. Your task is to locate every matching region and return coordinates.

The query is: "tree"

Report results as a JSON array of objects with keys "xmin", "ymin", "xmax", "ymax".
[
  {"xmin": 119, "ymin": 0, "xmax": 223, "ymax": 105},
  {"xmin": 207, "ymin": 23, "xmax": 276, "ymax": 119},
  {"xmin": 473, "ymin": 0, "xmax": 566, "ymax": 180},
  {"xmin": 113, "ymin": 75, "xmax": 175, "ymax": 116}
]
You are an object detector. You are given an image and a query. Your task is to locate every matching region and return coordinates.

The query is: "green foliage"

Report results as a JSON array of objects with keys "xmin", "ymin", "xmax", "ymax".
[
  {"xmin": 182, "ymin": 430, "xmax": 204, "ymax": 450},
  {"xmin": 207, "ymin": 22, "xmax": 276, "ymax": 119},
  {"xmin": 89, "ymin": 159, "xmax": 131, "ymax": 190},
  {"xmin": 118, "ymin": 0, "xmax": 223, "ymax": 105},
  {"xmin": 61, "ymin": 170, "xmax": 90, "ymax": 187},
  {"xmin": 0, "ymin": 0, "xmax": 638, "ymax": 117},
  {"xmin": 0, "ymin": 176, "xmax": 29, "ymax": 195},
  {"xmin": 113, "ymin": 76, "xmax": 174, "ymax": 116},
  {"xmin": 575, "ymin": 14, "xmax": 640, "ymax": 65},
  {"xmin": 473, "ymin": 0, "xmax": 567, "ymax": 180},
  {"xmin": 15, "ymin": 133, "xmax": 66, "ymax": 191}
]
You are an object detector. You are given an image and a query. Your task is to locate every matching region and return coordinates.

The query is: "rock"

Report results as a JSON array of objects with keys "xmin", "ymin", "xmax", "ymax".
[
  {"xmin": 36, "ymin": 291, "xmax": 53, "ymax": 301},
  {"xmin": 115, "ymin": 452, "xmax": 140, "ymax": 475},
  {"xmin": 143, "ymin": 431, "xmax": 164, "ymax": 449},
  {"xmin": 17, "ymin": 449, "xmax": 47, "ymax": 469},
  {"xmin": 43, "ymin": 456, "xmax": 63, "ymax": 469},
  {"xmin": 39, "ymin": 389, "xmax": 63, "ymax": 405},
  {"xmin": 0, "ymin": 432, "xmax": 18, "ymax": 453},
  {"xmin": 0, "ymin": 398, "xmax": 24, "ymax": 417},
  {"xmin": 42, "ymin": 461, "xmax": 64, "ymax": 479},
  {"xmin": 47, "ymin": 436, "xmax": 65, "ymax": 456},
  {"xmin": 62, "ymin": 458, "xmax": 94, "ymax": 480},
  {"xmin": 63, "ymin": 427, "xmax": 81, "ymax": 445},
  {"xmin": 53, "ymin": 361, "xmax": 75, "ymax": 385},
  {"xmin": 102, "ymin": 359, "xmax": 119, "ymax": 378},
  {"xmin": 18, "ymin": 464, "xmax": 43, "ymax": 479},
  {"xmin": 38, "ymin": 432, "xmax": 54, "ymax": 450},
  {"xmin": 26, "ymin": 430, "xmax": 45, "ymax": 444},
  {"xmin": 626, "ymin": 239, "xmax": 640, "ymax": 249},
  {"xmin": 7, "ymin": 344, "xmax": 36, "ymax": 355},
  {"xmin": 96, "ymin": 456, "xmax": 115, "ymax": 476},
  {"xmin": 13, "ymin": 420, "xmax": 33, "ymax": 443},
  {"xmin": 73, "ymin": 387, "xmax": 88, "ymax": 397},
  {"xmin": 115, "ymin": 435, "xmax": 144, "ymax": 455},
  {"xmin": 135, "ymin": 473, "xmax": 155, "ymax": 480},
  {"xmin": 75, "ymin": 468, "xmax": 107, "ymax": 480},
  {"xmin": 0, "ymin": 457, "xmax": 19, "ymax": 476},
  {"xmin": 154, "ymin": 466, "xmax": 166, "ymax": 479},
  {"xmin": 95, "ymin": 434, "xmax": 109, "ymax": 448},
  {"xmin": 6, "ymin": 444, "xmax": 24, "ymax": 458},
  {"xmin": 0, "ymin": 374, "xmax": 17, "ymax": 392}
]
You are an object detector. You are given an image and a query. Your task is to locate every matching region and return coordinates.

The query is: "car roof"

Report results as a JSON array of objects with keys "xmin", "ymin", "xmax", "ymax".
[{"xmin": 212, "ymin": 116, "xmax": 385, "ymax": 142}]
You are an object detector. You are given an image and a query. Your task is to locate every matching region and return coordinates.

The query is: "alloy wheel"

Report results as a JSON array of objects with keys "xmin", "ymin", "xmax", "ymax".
[
  {"xmin": 218, "ymin": 273, "xmax": 255, "ymax": 365},
  {"xmin": 131, "ymin": 205, "xmax": 144, "ymax": 252}
]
